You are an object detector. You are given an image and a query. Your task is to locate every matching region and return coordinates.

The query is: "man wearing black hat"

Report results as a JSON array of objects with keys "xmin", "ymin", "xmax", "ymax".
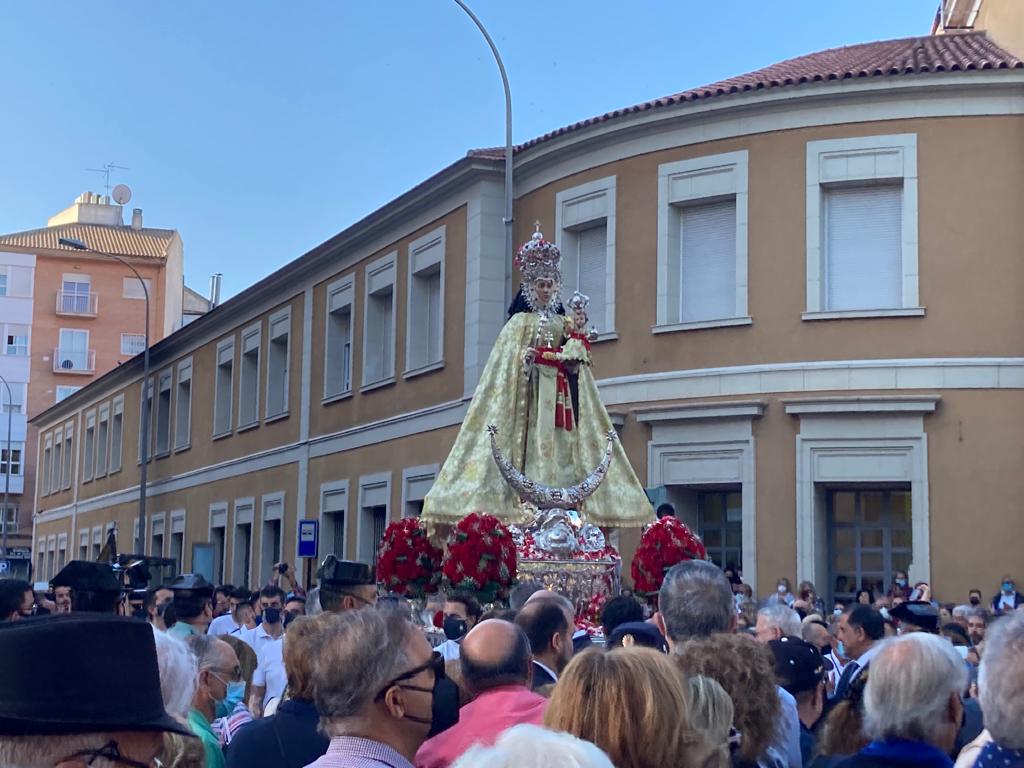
[
  {"xmin": 769, "ymin": 636, "xmax": 828, "ymax": 765},
  {"xmin": 316, "ymin": 555, "xmax": 378, "ymax": 613},
  {"xmin": 50, "ymin": 561, "xmax": 122, "ymax": 614},
  {"xmin": 0, "ymin": 613, "xmax": 193, "ymax": 766},
  {"xmin": 890, "ymin": 600, "xmax": 939, "ymax": 634},
  {"xmin": 166, "ymin": 573, "xmax": 215, "ymax": 639}
]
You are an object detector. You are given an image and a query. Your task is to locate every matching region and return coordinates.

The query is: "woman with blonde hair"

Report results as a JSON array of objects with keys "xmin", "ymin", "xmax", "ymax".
[
  {"xmin": 686, "ymin": 674, "xmax": 736, "ymax": 761},
  {"xmin": 546, "ymin": 646, "xmax": 715, "ymax": 768}
]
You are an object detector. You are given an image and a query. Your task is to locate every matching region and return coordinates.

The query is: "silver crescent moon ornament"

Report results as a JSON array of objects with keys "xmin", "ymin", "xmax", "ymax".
[{"xmin": 487, "ymin": 425, "xmax": 616, "ymax": 510}]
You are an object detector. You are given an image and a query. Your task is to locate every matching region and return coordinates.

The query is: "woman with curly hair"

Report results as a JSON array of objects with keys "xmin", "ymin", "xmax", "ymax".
[
  {"xmin": 674, "ymin": 633, "xmax": 781, "ymax": 768},
  {"xmin": 546, "ymin": 646, "xmax": 721, "ymax": 768}
]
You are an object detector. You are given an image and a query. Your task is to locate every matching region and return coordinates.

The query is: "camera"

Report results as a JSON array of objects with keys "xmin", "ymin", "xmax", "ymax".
[{"xmin": 278, "ymin": 563, "xmax": 289, "ymax": 574}]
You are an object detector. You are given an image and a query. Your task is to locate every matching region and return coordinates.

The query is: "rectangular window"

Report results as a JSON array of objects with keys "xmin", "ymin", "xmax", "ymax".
[
  {"xmin": 139, "ymin": 378, "xmax": 153, "ymax": 462},
  {"xmin": 804, "ymin": 134, "xmax": 919, "ymax": 319},
  {"xmin": 0, "ymin": 273, "xmax": 7, "ymax": 297},
  {"xmin": 96, "ymin": 405, "xmax": 110, "ymax": 477},
  {"xmin": 557, "ymin": 177, "xmax": 617, "ymax": 334},
  {"xmin": 60, "ymin": 276, "xmax": 94, "ymax": 315},
  {"xmin": 42, "ymin": 436, "xmax": 52, "ymax": 495},
  {"xmin": 123, "ymin": 278, "xmax": 153, "ymax": 300},
  {"xmin": 214, "ymin": 339, "xmax": 235, "ymax": 436},
  {"xmin": 174, "ymin": 360, "xmax": 192, "ymax": 450},
  {"xmin": 51, "ymin": 431, "xmax": 63, "ymax": 494},
  {"xmin": 679, "ymin": 200, "xmax": 738, "ymax": 323},
  {"xmin": 56, "ymin": 329, "xmax": 91, "ymax": 372},
  {"xmin": 697, "ymin": 491, "xmax": 743, "ymax": 572},
  {"xmin": 79, "ymin": 530, "xmax": 89, "ymax": 560},
  {"xmin": 824, "ymin": 185, "xmax": 902, "ymax": 311},
  {"xmin": 5, "ymin": 324, "xmax": 28, "ymax": 356},
  {"xmin": 657, "ymin": 152, "xmax": 749, "ymax": 330},
  {"xmin": 406, "ymin": 228, "xmax": 445, "ymax": 374},
  {"xmin": 233, "ymin": 504, "xmax": 253, "ymax": 589},
  {"xmin": 82, "ymin": 412, "xmax": 96, "ymax": 482},
  {"xmin": 238, "ymin": 325, "xmax": 261, "ymax": 428},
  {"xmin": 120, "ymin": 333, "xmax": 146, "ymax": 356},
  {"xmin": 363, "ymin": 255, "xmax": 396, "ymax": 387},
  {"xmin": 261, "ymin": 495, "xmax": 284, "ymax": 584},
  {"xmin": 110, "ymin": 397, "xmax": 124, "ymax": 473},
  {"xmin": 321, "ymin": 482, "xmax": 348, "ymax": 561},
  {"xmin": 0, "ymin": 442, "xmax": 23, "ymax": 476},
  {"xmin": 266, "ymin": 311, "xmax": 290, "ymax": 417},
  {"xmin": 324, "ymin": 278, "xmax": 354, "ymax": 398},
  {"xmin": 55, "ymin": 386, "xmax": 81, "ymax": 404},
  {"xmin": 0, "ymin": 505, "xmax": 17, "ymax": 535},
  {"xmin": 1, "ymin": 384, "xmax": 24, "ymax": 414},
  {"xmin": 62, "ymin": 428, "xmax": 72, "ymax": 490},
  {"xmin": 155, "ymin": 370, "xmax": 172, "ymax": 455}
]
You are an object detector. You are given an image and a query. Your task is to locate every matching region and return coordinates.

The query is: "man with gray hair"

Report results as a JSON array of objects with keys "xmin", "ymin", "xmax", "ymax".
[
  {"xmin": 975, "ymin": 612, "xmax": 1024, "ymax": 768},
  {"xmin": 186, "ymin": 633, "xmax": 242, "ymax": 768},
  {"xmin": 835, "ymin": 633, "xmax": 967, "ymax": 768},
  {"xmin": 307, "ymin": 606, "xmax": 441, "ymax": 768},
  {"xmin": 655, "ymin": 560, "xmax": 802, "ymax": 768},
  {"xmin": 756, "ymin": 604, "xmax": 803, "ymax": 643}
]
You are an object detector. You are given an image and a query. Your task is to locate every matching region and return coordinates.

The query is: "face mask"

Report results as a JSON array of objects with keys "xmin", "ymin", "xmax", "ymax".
[
  {"xmin": 426, "ymin": 676, "xmax": 459, "ymax": 737},
  {"xmin": 215, "ymin": 680, "xmax": 246, "ymax": 719},
  {"xmin": 1002, "ymin": 582, "xmax": 1014, "ymax": 594},
  {"xmin": 833, "ymin": 608, "xmax": 843, "ymax": 617},
  {"xmin": 263, "ymin": 607, "xmax": 282, "ymax": 625},
  {"xmin": 156, "ymin": 601, "xmax": 171, "ymax": 617},
  {"xmin": 895, "ymin": 579, "xmax": 907, "ymax": 588},
  {"xmin": 777, "ymin": 584, "xmax": 787, "ymax": 594},
  {"xmin": 836, "ymin": 640, "xmax": 846, "ymax": 659},
  {"xmin": 443, "ymin": 615, "xmax": 467, "ymax": 641},
  {"xmin": 970, "ymin": 596, "xmax": 981, "ymax": 606}
]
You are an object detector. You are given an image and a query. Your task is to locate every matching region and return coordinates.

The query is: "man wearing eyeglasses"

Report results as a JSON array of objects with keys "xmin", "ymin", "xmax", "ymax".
[
  {"xmin": 186, "ymin": 634, "xmax": 243, "ymax": 768},
  {"xmin": 307, "ymin": 606, "xmax": 441, "ymax": 768}
]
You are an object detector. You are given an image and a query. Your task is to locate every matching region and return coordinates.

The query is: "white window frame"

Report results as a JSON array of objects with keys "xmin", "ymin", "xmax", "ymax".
[
  {"xmin": 404, "ymin": 227, "xmax": 446, "ymax": 377},
  {"xmin": 42, "ymin": 434, "xmax": 53, "ymax": 496},
  {"xmin": 209, "ymin": 502, "xmax": 229, "ymax": 584},
  {"xmin": 82, "ymin": 410, "xmax": 96, "ymax": 483},
  {"xmin": 62, "ymin": 424, "xmax": 74, "ymax": 491},
  {"xmin": 656, "ymin": 151, "xmax": 750, "ymax": 332},
  {"xmin": 120, "ymin": 333, "xmax": 146, "ymax": 356},
  {"xmin": 238, "ymin": 322, "xmax": 262, "ymax": 429},
  {"xmin": 324, "ymin": 275, "xmax": 355, "ymax": 401},
  {"xmin": 213, "ymin": 337, "xmax": 235, "ymax": 438},
  {"xmin": 361, "ymin": 252, "xmax": 397, "ymax": 391},
  {"xmin": 804, "ymin": 134, "xmax": 921, "ymax": 320},
  {"xmin": 174, "ymin": 358, "xmax": 192, "ymax": 451},
  {"xmin": 110, "ymin": 395, "xmax": 124, "ymax": 474},
  {"xmin": 52, "ymin": 428, "xmax": 63, "ymax": 494},
  {"xmin": 150, "ymin": 512, "xmax": 166, "ymax": 557},
  {"xmin": 401, "ymin": 464, "xmax": 438, "ymax": 518},
  {"xmin": 356, "ymin": 472, "xmax": 391, "ymax": 564},
  {"xmin": 319, "ymin": 479, "xmax": 350, "ymax": 561},
  {"xmin": 55, "ymin": 385, "xmax": 81, "ymax": 404},
  {"xmin": 123, "ymin": 277, "xmax": 153, "ymax": 300},
  {"xmin": 79, "ymin": 528, "xmax": 90, "ymax": 560},
  {"xmin": 154, "ymin": 368, "xmax": 173, "ymax": 457},
  {"xmin": 258, "ymin": 491, "xmax": 285, "ymax": 585},
  {"xmin": 3, "ymin": 323, "xmax": 30, "ymax": 357},
  {"xmin": 95, "ymin": 403, "xmax": 110, "ymax": 478},
  {"xmin": 265, "ymin": 308, "xmax": 291, "ymax": 419},
  {"xmin": 233, "ymin": 498, "xmax": 255, "ymax": 588},
  {"xmin": 1, "ymin": 383, "xmax": 25, "ymax": 415},
  {"xmin": 555, "ymin": 176, "xmax": 617, "ymax": 338}
]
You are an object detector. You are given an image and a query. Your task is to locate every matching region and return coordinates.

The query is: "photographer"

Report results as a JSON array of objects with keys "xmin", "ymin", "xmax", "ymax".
[{"xmin": 265, "ymin": 561, "xmax": 305, "ymax": 598}]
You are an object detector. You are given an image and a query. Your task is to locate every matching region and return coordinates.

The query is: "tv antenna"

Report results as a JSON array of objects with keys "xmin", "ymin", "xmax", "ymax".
[{"xmin": 86, "ymin": 161, "xmax": 130, "ymax": 195}]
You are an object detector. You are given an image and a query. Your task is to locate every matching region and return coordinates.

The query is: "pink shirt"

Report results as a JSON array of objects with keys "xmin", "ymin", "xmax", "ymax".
[{"xmin": 414, "ymin": 685, "xmax": 548, "ymax": 768}]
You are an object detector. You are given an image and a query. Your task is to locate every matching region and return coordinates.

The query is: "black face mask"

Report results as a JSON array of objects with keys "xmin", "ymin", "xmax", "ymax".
[
  {"xmin": 443, "ymin": 616, "xmax": 467, "ymax": 641},
  {"xmin": 263, "ymin": 607, "xmax": 282, "ymax": 625},
  {"xmin": 969, "ymin": 596, "xmax": 981, "ymax": 606},
  {"xmin": 426, "ymin": 676, "xmax": 459, "ymax": 737}
]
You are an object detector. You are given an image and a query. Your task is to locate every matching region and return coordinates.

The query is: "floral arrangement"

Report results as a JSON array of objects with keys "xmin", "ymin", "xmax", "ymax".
[
  {"xmin": 576, "ymin": 591, "xmax": 609, "ymax": 637},
  {"xmin": 442, "ymin": 512, "xmax": 518, "ymax": 602},
  {"xmin": 631, "ymin": 517, "xmax": 707, "ymax": 598},
  {"xmin": 517, "ymin": 530, "xmax": 620, "ymax": 563},
  {"xmin": 376, "ymin": 517, "xmax": 443, "ymax": 598}
]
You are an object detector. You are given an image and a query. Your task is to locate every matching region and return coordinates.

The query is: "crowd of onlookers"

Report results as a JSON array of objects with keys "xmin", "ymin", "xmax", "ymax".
[{"xmin": 0, "ymin": 558, "xmax": 1021, "ymax": 768}]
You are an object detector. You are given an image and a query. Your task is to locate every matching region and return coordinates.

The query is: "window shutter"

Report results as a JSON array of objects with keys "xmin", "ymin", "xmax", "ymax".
[
  {"xmin": 576, "ymin": 224, "xmax": 607, "ymax": 324},
  {"xmin": 825, "ymin": 185, "xmax": 902, "ymax": 311},
  {"xmin": 679, "ymin": 200, "xmax": 737, "ymax": 322}
]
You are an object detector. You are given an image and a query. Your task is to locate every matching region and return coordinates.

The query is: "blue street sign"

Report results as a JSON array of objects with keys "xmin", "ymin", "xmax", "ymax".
[
  {"xmin": 298, "ymin": 520, "xmax": 318, "ymax": 559},
  {"xmin": 0, "ymin": 561, "xmax": 8, "ymax": 574}
]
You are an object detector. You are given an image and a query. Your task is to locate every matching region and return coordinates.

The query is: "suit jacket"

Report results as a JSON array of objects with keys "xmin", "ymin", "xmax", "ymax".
[
  {"xmin": 531, "ymin": 660, "xmax": 557, "ymax": 690},
  {"xmin": 225, "ymin": 699, "xmax": 329, "ymax": 768},
  {"xmin": 991, "ymin": 592, "xmax": 1024, "ymax": 614}
]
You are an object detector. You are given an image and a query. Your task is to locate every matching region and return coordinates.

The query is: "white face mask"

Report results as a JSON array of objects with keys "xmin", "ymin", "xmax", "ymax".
[{"xmin": 777, "ymin": 584, "xmax": 787, "ymax": 594}]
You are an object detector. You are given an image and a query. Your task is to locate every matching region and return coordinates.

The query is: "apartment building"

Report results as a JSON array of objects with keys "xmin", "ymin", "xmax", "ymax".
[
  {"xmin": 0, "ymin": 192, "xmax": 194, "ymax": 577},
  {"xmin": 30, "ymin": 19, "xmax": 1024, "ymax": 600}
]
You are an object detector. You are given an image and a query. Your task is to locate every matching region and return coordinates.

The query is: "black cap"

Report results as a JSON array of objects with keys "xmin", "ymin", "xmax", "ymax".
[
  {"xmin": 165, "ymin": 573, "xmax": 214, "ymax": 596},
  {"xmin": 607, "ymin": 621, "xmax": 669, "ymax": 653},
  {"xmin": 769, "ymin": 636, "xmax": 826, "ymax": 695},
  {"xmin": 891, "ymin": 601, "xmax": 939, "ymax": 633},
  {"xmin": 317, "ymin": 555, "xmax": 375, "ymax": 587},
  {"xmin": 50, "ymin": 561, "xmax": 120, "ymax": 593},
  {"xmin": 0, "ymin": 614, "xmax": 193, "ymax": 736}
]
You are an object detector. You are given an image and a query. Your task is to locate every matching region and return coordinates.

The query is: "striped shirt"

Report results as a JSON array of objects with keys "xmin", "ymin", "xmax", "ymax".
[{"xmin": 304, "ymin": 737, "xmax": 414, "ymax": 768}]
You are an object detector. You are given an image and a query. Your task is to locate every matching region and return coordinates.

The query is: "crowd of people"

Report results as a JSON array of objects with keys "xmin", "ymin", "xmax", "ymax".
[{"xmin": 0, "ymin": 555, "xmax": 1022, "ymax": 768}]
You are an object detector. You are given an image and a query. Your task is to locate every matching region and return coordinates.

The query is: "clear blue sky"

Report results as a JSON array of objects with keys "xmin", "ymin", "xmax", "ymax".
[{"xmin": 0, "ymin": 1, "xmax": 938, "ymax": 299}]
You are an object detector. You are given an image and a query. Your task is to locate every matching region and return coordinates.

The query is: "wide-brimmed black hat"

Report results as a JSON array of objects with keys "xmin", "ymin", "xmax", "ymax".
[
  {"xmin": 769, "ymin": 636, "xmax": 827, "ymax": 695},
  {"xmin": 166, "ymin": 573, "xmax": 214, "ymax": 596},
  {"xmin": 607, "ymin": 621, "xmax": 669, "ymax": 653},
  {"xmin": 891, "ymin": 600, "xmax": 939, "ymax": 633},
  {"xmin": 50, "ymin": 561, "xmax": 120, "ymax": 593},
  {"xmin": 0, "ymin": 614, "xmax": 192, "ymax": 736},
  {"xmin": 317, "ymin": 555, "xmax": 375, "ymax": 586}
]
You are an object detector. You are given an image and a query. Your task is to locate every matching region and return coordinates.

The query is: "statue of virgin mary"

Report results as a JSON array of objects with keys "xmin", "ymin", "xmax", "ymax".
[{"xmin": 420, "ymin": 228, "xmax": 653, "ymax": 529}]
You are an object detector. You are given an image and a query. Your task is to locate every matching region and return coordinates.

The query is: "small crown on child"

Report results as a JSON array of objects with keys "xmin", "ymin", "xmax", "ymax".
[{"xmin": 567, "ymin": 291, "xmax": 590, "ymax": 311}]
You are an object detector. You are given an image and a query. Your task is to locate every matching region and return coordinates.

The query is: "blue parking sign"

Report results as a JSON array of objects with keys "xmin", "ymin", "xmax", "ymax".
[{"xmin": 298, "ymin": 520, "xmax": 318, "ymax": 559}]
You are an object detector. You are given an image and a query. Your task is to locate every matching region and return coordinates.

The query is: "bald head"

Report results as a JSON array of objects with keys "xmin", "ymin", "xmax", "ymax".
[
  {"xmin": 460, "ymin": 619, "xmax": 532, "ymax": 694},
  {"xmin": 525, "ymin": 588, "xmax": 575, "ymax": 620}
]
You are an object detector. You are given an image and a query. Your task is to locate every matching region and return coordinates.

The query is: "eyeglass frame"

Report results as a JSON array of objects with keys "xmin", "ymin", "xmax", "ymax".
[
  {"xmin": 61, "ymin": 739, "xmax": 162, "ymax": 768},
  {"xmin": 375, "ymin": 651, "xmax": 445, "ymax": 700}
]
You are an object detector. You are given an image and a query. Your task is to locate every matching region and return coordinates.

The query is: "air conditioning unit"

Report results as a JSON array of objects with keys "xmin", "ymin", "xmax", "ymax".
[{"xmin": 60, "ymin": 359, "xmax": 74, "ymax": 370}]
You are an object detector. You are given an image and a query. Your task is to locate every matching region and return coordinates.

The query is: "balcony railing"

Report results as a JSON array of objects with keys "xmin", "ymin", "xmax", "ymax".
[
  {"xmin": 56, "ymin": 291, "xmax": 98, "ymax": 316},
  {"xmin": 53, "ymin": 348, "xmax": 96, "ymax": 374}
]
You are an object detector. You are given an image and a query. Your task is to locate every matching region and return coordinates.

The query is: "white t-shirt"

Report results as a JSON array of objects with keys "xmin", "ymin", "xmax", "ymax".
[
  {"xmin": 250, "ymin": 628, "xmax": 286, "ymax": 707},
  {"xmin": 208, "ymin": 614, "xmax": 241, "ymax": 637}
]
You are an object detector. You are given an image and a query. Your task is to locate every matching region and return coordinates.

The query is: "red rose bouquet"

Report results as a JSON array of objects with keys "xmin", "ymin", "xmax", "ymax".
[
  {"xmin": 376, "ymin": 517, "xmax": 443, "ymax": 598},
  {"xmin": 442, "ymin": 512, "xmax": 517, "ymax": 602},
  {"xmin": 631, "ymin": 517, "xmax": 707, "ymax": 598}
]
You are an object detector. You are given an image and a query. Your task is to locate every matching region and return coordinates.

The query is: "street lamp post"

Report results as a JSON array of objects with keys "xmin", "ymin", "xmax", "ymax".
[
  {"xmin": 0, "ymin": 374, "xmax": 13, "ymax": 563},
  {"xmin": 452, "ymin": 0, "xmax": 514, "ymax": 267},
  {"xmin": 59, "ymin": 237, "xmax": 150, "ymax": 556}
]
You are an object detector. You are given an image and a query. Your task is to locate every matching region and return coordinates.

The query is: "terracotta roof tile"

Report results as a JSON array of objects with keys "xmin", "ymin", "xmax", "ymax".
[
  {"xmin": 0, "ymin": 222, "xmax": 175, "ymax": 260},
  {"xmin": 469, "ymin": 32, "xmax": 1022, "ymax": 159}
]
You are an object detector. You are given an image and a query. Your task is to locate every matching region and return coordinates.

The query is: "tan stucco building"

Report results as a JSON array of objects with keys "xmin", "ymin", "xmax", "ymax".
[{"xmin": 30, "ymin": 19, "xmax": 1024, "ymax": 604}]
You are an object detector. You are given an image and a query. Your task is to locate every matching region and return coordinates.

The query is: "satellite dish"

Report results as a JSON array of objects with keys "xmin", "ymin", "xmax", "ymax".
[{"xmin": 112, "ymin": 184, "xmax": 132, "ymax": 205}]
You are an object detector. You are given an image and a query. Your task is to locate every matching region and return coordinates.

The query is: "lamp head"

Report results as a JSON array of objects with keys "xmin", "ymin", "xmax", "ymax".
[{"xmin": 58, "ymin": 237, "xmax": 88, "ymax": 251}]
